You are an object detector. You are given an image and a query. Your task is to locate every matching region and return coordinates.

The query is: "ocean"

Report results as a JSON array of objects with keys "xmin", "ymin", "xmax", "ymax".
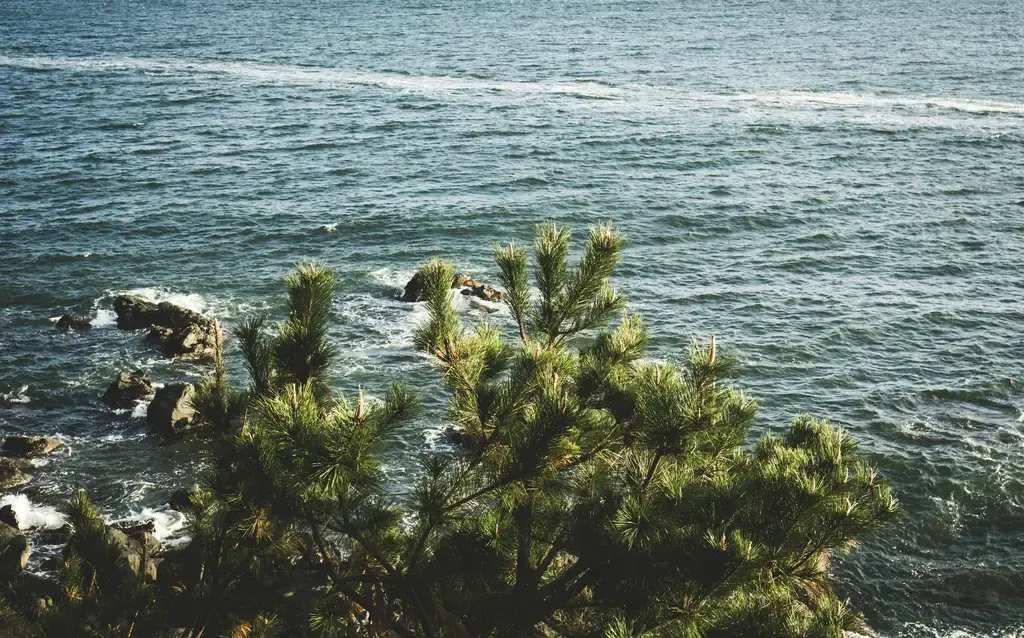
[{"xmin": 1, "ymin": 0, "xmax": 1023, "ymax": 634}]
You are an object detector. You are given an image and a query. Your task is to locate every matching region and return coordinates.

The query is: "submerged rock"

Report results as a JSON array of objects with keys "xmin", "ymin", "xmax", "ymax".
[
  {"xmin": 56, "ymin": 314, "xmax": 91, "ymax": 331},
  {"xmin": 102, "ymin": 369, "xmax": 153, "ymax": 409},
  {"xmin": 113, "ymin": 295, "xmax": 217, "ymax": 359},
  {"xmin": 147, "ymin": 383, "xmax": 196, "ymax": 435},
  {"xmin": 0, "ymin": 521, "xmax": 29, "ymax": 576},
  {"xmin": 1, "ymin": 435, "xmax": 63, "ymax": 458}
]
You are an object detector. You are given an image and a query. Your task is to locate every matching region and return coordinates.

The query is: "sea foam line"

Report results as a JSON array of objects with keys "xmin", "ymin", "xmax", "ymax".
[{"xmin": 4, "ymin": 55, "xmax": 1023, "ymax": 116}]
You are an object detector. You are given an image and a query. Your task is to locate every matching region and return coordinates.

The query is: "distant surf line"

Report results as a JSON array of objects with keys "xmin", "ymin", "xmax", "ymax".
[{"xmin": 3, "ymin": 55, "xmax": 1024, "ymax": 118}]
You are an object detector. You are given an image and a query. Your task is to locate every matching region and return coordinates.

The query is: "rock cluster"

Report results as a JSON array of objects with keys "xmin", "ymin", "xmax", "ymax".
[
  {"xmin": 113, "ymin": 295, "xmax": 218, "ymax": 359},
  {"xmin": 401, "ymin": 271, "xmax": 503, "ymax": 303}
]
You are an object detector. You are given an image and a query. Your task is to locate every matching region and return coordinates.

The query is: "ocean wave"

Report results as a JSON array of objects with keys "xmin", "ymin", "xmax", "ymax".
[
  {"xmin": 111, "ymin": 506, "xmax": 188, "ymax": 546},
  {"xmin": 0, "ymin": 494, "xmax": 66, "ymax": 530},
  {"xmin": 1, "ymin": 384, "xmax": 31, "ymax": 405}
]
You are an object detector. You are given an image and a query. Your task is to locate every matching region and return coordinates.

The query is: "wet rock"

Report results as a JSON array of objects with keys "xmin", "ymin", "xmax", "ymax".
[
  {"xmin": 1, "ymin": 435, "xmax": 63, "ymax": 458},
  {"xmin": 56, "ymin": 314, "xmax": 91, "ymax": 331},
  {"xmin": 113, "ymin": 295, "xmax": 217, "ymax": 359},
  {"xmin": 102, "ymin": 369, "xmax": 153, "ymax": 409},
  {"xmin": 35, "ymin": 524, "xmax": 73, "ymax": 546},
  {"xmin": 168, "ymin": 487, "xmax": 201, "ymax": 513},
  {"xmin": 461, "ymin": 283, "xmax": 503, "ymax": 302},
  {"xmin": 147, "ymin": 383, "xmax": 196, "ymax": 435},
  {"xmin": 0, "ymin": 459, "xmax": 32, "ymax": 490},
  {"xmin": 0, "ymin": 521, "xmax": 29, "ymax": 576},
  {"xmin": 0, "ymin": 505, "xmax": 18, "ymax": 529},
  {"xmin": 113, "ymin": 295, "xmax": 163, "ymax": 330}
]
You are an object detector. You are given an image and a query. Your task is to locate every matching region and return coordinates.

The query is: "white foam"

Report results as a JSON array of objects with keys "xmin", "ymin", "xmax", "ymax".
[
  {"xmin": 91, "ymin": 307, "xmax": 117, "ymax": 328},
  {"xmin": 112, "ymin": 507, "xmax": 188, "ymax": 546},
  {"xmin": 1, "ymin": 385, "xmax": 30, "ymax": 404},
  {"xmin": 120, "ymin": 287, "xmax": 207, "ymax": 314},
  {"xmin": 320, "ymin": 223, "xmax": 338, "ymax": 232},
  {"xmin": 131, "ymin": 400, "xmax": 150, "ymax": 418},
  {"xmin": 0, "ymin": 494, "xmax": 66, "ymax": 530}
]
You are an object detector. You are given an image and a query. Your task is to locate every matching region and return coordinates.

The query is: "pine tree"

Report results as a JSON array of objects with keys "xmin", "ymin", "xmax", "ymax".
[{"xmin": 0, "ymin": 227, "xmax": 897, "ymax": 637}]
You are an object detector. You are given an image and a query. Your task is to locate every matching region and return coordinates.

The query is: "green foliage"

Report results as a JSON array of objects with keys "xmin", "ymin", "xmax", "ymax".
[{"xmin": 0, "ymin": 225, "xmax": 898, "ymax": 638}]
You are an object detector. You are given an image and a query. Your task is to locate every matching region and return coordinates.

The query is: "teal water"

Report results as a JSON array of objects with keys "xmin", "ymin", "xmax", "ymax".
[{"xmin": 2, "ymin": 0, "xmax": 1024, "ymax": 634}]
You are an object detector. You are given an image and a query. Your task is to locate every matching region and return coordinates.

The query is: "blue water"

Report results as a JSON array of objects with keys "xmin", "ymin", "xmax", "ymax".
[{"xmin": 2, "ymin": 0, "xmax": 1024, "ymax": 634}]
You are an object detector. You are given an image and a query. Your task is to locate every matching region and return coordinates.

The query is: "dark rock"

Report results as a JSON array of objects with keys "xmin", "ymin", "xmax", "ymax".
[
  {"xmin": 113, "ymin": 295, "xmax": 163, "ymax": 330},
  {"xmin": 35, "ymin": 524, "xmax": 73, "ymax": 546},
  {"xmin": 461, "ymin": 283, "xmax": 503, "ymax": 302},
  {"xmin": 113, "ymin": 295, "xmax": 217, "ymax": 359},
  {"xmin": 1, "ymin": 435, "xmax": 63, "ymax": 458},
  {"xmin": 56, "ymin": 314, "xmax": 91, "ymax": 331},
  {"xmin": 168, "ymin": 487, "xmax": 200, "ymax": 513},
  {"xmin": 400, "ymin": 271, "xmax": 428, "ymax": 302},
  {"xmin": 0, "ymin": 521, "xmax": 29, "ymax": 576},
  {"xmin": 102, "ymin": 369, "xmax": 153, "ymax": 409},
  {"xmin": 0, "ymin": 505, "xmax": 18, "ymax": 529},
  {"xmin": 147, "ymin": 383, "xmax": 196, "ymax": 435}
]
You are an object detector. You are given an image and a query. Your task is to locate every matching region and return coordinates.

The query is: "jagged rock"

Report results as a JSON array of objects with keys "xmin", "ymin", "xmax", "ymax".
[
  {"xmin": 105, "ymin": 525, "xmax": 161, "ymax": 582},
  {"xmin": 112, "ymin": 295, "xmax": 163, "ymax": 330},
  {"xmin": 102, "ymin": 369, "xmax": 153, "ymax": 409},
  {"xmin": 113, "ymin": 295, "xmax": 217, "ymax": 359},
  {"xmin": 401, "ymin": 271, "xmax": 495, "ymax": 302},
  {"xmin": 56, "ymin": 314, "xmax": 91, "ymax": 331},
  {"xmin": 1, "ymin": 435, "xmax": 63, "ymax": 458},
  {"xmin": 0, "ymin": 521, "xmax": 29, "ymax": 576},
  {"xmin": 0, "ymin": 459, "xmax": 31, "ymax": 490},
  {"xmin": 0, "ymin": 505, "xmax": 18, "ymax": 529},
  {"xmin": 461, "ymin": 283, "xmax": 503, "ymax": 302},
  {"xmin": 147, "ymin": 383, "xmax": 196, "ymax": 435}
]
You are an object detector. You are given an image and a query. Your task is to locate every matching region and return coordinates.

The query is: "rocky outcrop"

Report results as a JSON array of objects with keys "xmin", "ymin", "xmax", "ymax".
[
  {"xmin": 0, "ymin": 521, "xmax": 29, "ymax": 576},
  {"xmin": 1, "ymin": 436, "xmax": 63, "ymax": 458},
  {"xmin": 103, "ymin": 522, "xmax": 162, "ymax": 582},
  {"xmin": 147, "ymin": 383, "xmax": 196, "ymax": 435},
  {"xmin": 401, "ymin": 271, "xmax": 503, "ymax": 303},
  {"xmin": 113, "ymin": 295, "xmax": 217, "ymax": 359},
  {"xmin": 461, "ymin": 283, "xmax": 503, "ymax": 302},
  {"xmin": 168, "ymin": 487, "xmax": 201, "ymax": 513},
  {"xmin": 0, "ymin": 505, "xmax": 18, "ymax": 529},
  {"xmin": 56, "ymin": 314, "xmax": 91, "ymax": 331},
  {"xmin": 0, "ymin": 459, "xmax": 31, "ymax": 490},
  {"xmin": 102, "ymin": 370, "xmax": 153, "ymax": 409}
]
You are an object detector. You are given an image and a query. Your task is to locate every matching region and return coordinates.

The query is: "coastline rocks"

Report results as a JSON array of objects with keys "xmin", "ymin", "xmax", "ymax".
[
  {"xmin": 147, "ymin": 383, "xmax": 196, "ymax": 435},
  {"xmin": 0, "ymin": 459, "xmax": 32, "ymax": 490},
  {"xmin": 102, "ymin": 370, "xmax": 153, "ymax": 409},
  {"xmin": 105, "ymin": 524, "xmax": 162, "ymax": 582},
  {"xmin": 113, "ymin": 295, "xmax": 217, "ymax": 359},
  {"xmin": 1, "ymin": 435, "xmax": 64, "ymax": 458},
  {"xmin": 0, "ymin": 521, "xmax": 29, "ymax": 576},
  {"xmin": 461, "ymin": 283, "xmax": 503, "ymax": 302},
  {"xmin": 0, "ymin": 505, "xmax": 18, "ymax": 529},
  {"xmin": 401, "ymin": 271, "xmax": 503, "ymax": 303},
  {"xmin": 56, "ymin": 314, "xmax": 91, "ymax": 331}
]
